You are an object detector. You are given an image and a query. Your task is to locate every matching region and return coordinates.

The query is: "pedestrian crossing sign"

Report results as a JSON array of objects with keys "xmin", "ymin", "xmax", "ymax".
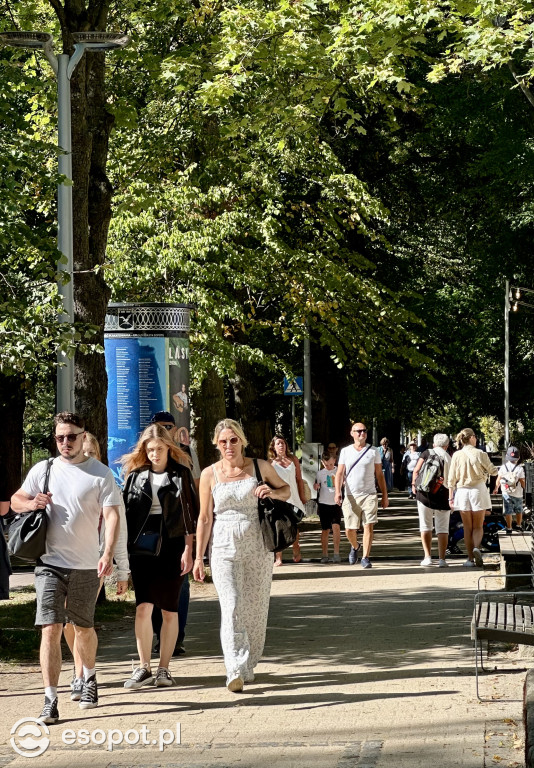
[{"xmin": 283, "ymin": 376, "xmax": 303, "ymax": 396}]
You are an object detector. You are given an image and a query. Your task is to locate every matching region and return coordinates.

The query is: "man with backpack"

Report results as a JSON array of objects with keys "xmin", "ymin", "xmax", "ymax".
[
  {"xmin": 494, "ymin": 446, "xmax": 525, "ymax": 535},
  {"xmin": 411, "ymin": 433, "xmax": 452, "ymax": 568}
]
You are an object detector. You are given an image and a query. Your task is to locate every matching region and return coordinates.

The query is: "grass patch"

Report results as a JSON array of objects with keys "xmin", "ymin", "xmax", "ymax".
[{"xmin": 0, "ymin": 588, "xmax": 40, "ymax": 661}]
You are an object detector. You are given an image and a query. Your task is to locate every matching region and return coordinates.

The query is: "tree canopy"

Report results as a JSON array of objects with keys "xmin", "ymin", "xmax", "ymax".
[{"xmin": 2, "ymin": 0, "xmax": 534, "ymax": 465}]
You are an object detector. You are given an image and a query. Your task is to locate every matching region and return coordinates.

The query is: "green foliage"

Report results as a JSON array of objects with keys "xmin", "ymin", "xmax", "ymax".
[
  {"xmin": 0, "ymin": 22, "xmax": 76, "ymax": 379},
  {"xmin": 106, "ymin": 0, "xmax": 437, "ymax": 387}
]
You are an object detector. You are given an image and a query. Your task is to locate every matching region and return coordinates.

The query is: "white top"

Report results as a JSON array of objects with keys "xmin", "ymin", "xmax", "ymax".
[
  {"xmin": 272, "ymin": 460, "xmax": 305, "ymax": 512},
  {"xmin": 149, "ymin": 471, "xmax": 166, "ymax": 514},
  {"xmin": 338, "ymin": 444, "xmax": 381, "ymax": 496},
  {"xmin": 316, "ymin": 467, "xmax": 337, "ymax": 505},
  {"xmin": 404, "ymin": 450, "xmax": 420, "ymax": 472},
  {"xmin": 498, "ymin": 462, "xmax": 525, "ymax": 499},
  {"xmin": 22, "ymin": 457, "xmax": 121, "ymax": 570}
]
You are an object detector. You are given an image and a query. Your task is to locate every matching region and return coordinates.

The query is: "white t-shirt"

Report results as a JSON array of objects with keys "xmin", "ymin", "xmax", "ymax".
[
  {"xmin": 498, "ymin": 462, "xmax": 525, "ymax": 499},
  {"xmin": 22, "ymin": 457, "xmax": 121, "ymax": 570},
  {"xmin": 149, "ymin": 471, "xmax": 166, "ymax": 514},
  {"xmin": 316, "ymin": 468, "xmax": 337, "ymax": 505},
  {"xmin": 338, "ymin": 444, "xmax": 381, "ymax": 496}
]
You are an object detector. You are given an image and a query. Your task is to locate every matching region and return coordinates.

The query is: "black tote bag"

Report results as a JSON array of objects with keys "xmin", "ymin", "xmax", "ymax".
[
  {"xmin": 253, "ymin": 459, "xmax": 304, "ymax": 552},
  {"xmin": 8, "ymin": 458, "xmax": 52, "ymax": 562}
]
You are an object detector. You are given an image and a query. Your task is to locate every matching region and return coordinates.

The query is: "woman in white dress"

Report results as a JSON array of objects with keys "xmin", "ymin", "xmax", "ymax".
[
  {"xmin": 269, "ymin": 436, "xmax": 307, "ymax": 566},
  {"xmin": 193, "ymin": 419, "xmax": 289, "ymax": 692}
]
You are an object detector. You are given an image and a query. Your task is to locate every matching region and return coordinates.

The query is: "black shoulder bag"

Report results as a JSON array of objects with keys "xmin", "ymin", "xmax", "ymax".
[
  {"xmin": 8, "ymin": 458, "xmax": 52, "ymax": 562},
  {"xmin": 253, "ymin": 459, "xmax": 304, "ymax": 553}
]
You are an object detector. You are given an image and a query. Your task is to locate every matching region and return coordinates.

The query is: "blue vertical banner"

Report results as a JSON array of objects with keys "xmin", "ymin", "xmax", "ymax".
[
  {"xmin": 105, "ymin": 337, "xmax": 167, "ymax": 481},
  {"xmin": 104, "ymin": 304, "xmax": 191, "ymax": 484}
]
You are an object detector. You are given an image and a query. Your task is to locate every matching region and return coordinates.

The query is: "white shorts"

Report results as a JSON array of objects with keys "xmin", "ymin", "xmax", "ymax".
[
  {"xmin": 454, "ymin": 481, "xmax": 491, "ymax": 512},
  {"xmin": 417, "ymin": 502, "xmax": 450, "ymax": 534}
]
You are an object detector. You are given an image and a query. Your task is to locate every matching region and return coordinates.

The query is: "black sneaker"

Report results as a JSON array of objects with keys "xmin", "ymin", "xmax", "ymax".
[
  {"xmin": 506, "ymin": 528, "xmax": 513, "ymax": 535},
  {"xmin": 37, "ymin": 696, "xmax": 59, "ymax": 724},
  {"xmin": 70, "ymin": 675, "xmax": 84, "ymax": 702},
  {"xmin": 124, "ymin": 665, "xmax": 154, "ymax": 689},
  {"xmin": 173, "ymin": 644, "xmax": 186, "ymax": 657},
  {"xmin": 79, "ymin": 674, "xmax": 98, "ymax": 709},
  {"xmin": 513, "ymin": 523, "xmax": 524, "ymax": 532}
]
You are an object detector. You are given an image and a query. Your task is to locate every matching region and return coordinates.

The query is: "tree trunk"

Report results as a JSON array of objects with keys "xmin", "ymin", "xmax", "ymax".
[
  {"xmin": 191, "ymin": 369, "xmax": 226, "ymax": 471},
  {"xmin": 0, "ymin": 374, "xmax": 26, "ymax": 498},
  {"xmin": 54, "ymin": 1, "xmax": 114, "ymax": 462},
  {"xmin": 311, "ymin": 344, "xmax": 350, "ymax": 448},
  {"xmin": 230, "ymin": 359, "xmax": 273, "ymax": 459}
]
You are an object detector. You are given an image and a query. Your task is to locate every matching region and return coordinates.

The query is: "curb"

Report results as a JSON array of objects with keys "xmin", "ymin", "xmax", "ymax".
[{"xmin": 525, "ymin": 669, "xmax": 534, "ymax": 767}]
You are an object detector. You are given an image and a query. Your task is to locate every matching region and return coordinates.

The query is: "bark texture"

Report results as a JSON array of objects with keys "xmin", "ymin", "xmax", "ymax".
[
  {"xmin": 191, "ymin": 369, "xmax": 226, "ymax": 471},
  {"xmin": 230, "ymin": 359, "xmax": 273, "ymax": 459},
  {"xmin": 311, "ymin": 344, "xmax": 350, "ymax": 447}
]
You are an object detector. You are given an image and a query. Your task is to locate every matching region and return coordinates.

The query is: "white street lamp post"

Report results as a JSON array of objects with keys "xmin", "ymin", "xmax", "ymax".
[{"xmin": 0, "ymin": 31, "xmax": 128, "ymax": 413}]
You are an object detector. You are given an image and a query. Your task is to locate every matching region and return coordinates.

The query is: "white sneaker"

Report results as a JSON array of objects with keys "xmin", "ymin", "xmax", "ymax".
[
  {"xmin": 463, "ymin": 559, "xmax": 475, "ymax": 567},
  {"xmin": 472, "ymin": 548, "xmax": 484, "ymax": 567},
  {"xmin": 438, "ymin": 559, "xmax": 448, "ymax": 568},
  {"xmin": 420, "ymin": 557, "xmax": 433, "ymax": 567}
]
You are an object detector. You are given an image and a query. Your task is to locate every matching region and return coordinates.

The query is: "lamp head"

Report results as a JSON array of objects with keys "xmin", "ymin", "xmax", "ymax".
[
  {"xmin": 72, "ymin": 32, "xmax": 129, "ymax": 50},
  {"xmin": 0, "ymin": 31, "xmax": 53, "ymax": 49}
]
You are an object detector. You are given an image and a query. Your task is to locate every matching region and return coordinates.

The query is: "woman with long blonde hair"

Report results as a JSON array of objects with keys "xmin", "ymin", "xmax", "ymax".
[
  {"xmin": 193, "ymin": 419, "xmax": 289, "ymax": 692},
  {"xmin": 448, "ymin": 428, "xmax": 497, "ymax": 567},
  {"xmin": 121, "ymin": 424, "xmax": 198, "ymax": 689}
]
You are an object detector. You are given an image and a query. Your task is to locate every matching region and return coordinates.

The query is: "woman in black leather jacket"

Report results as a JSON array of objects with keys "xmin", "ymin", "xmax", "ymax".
[{"xmin": 121, "ymin": 424, "xmax": 198, "ymax": 689}]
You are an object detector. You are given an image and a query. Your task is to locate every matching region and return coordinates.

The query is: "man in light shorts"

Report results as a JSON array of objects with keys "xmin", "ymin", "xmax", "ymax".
[
  {"xmin": 335, "ymin": 422, "xmax": 389, "ymax": 569},
  {"xmin": 411, "ymin": 434, "xmax": 452, "ymax": 567},
  {"xmin": 11, "ymin": 412, "xmax": 120, "ymax": 724}
]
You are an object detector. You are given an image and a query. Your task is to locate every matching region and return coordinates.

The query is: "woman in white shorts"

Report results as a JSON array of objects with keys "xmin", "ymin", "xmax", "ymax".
[{"xmin": 448, "ymin": 428, "xmax": 497, "ymax": 567}]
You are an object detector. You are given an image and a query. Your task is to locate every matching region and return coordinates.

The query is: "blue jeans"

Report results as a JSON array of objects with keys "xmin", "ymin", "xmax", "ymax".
[{"xmin": 503, "ymin": 495, "xmax": 523, "ymax": 517}]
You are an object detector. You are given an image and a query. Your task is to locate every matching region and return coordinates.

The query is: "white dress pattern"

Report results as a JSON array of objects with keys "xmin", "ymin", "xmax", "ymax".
[{"xmin": 210, "ymin": 467, "xmax": 273, "ymax": 681}]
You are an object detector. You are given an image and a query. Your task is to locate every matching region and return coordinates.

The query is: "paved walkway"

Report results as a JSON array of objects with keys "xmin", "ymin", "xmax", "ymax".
[{"xmin": 0, "ymin": 494, "xmax": 529, "ymax": 767}]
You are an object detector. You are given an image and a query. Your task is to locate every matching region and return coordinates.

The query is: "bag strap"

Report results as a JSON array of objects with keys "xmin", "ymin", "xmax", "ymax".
[
  {"xmin": 253, "ymin": 459, "xmax": 265, "ymax": 522},
  {"xmin": 345, "ymin": 445, "xmax": 372, "ymax": 481},
  {"xmin": 253, "ymin": 458, "xmax": 263, "ymax": 484},
  {"xmin": 42, "ymin": 458, "xmax": 53, "ymax": 495}
]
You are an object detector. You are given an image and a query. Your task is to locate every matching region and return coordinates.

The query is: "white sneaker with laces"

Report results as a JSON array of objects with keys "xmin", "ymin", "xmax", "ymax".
[
  {"xmin": 463, "ymin": 559, "xmax": 475, "ymax": 567},
  {"xmin": 420, "ymin": 557, "xmax": 433, "ymax": 567},
  {"xmin": 124, "ymin": 664, "xmax": 154, "ymax": 689}
]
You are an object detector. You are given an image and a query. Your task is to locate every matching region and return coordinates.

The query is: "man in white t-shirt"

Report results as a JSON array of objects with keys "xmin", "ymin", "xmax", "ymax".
[
  {"xmin": 334, "ymin": 422, "xmax": 389, "ymax": 568},
  {"xmin": 11, "ymin": 412, "xmax": 120, "ymax": 724}
]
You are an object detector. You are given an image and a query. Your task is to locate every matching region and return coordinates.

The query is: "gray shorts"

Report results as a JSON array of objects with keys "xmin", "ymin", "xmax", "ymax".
[{"xmin": 35, "ymin": 564, "xmax": 100, "ymax": 628}]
